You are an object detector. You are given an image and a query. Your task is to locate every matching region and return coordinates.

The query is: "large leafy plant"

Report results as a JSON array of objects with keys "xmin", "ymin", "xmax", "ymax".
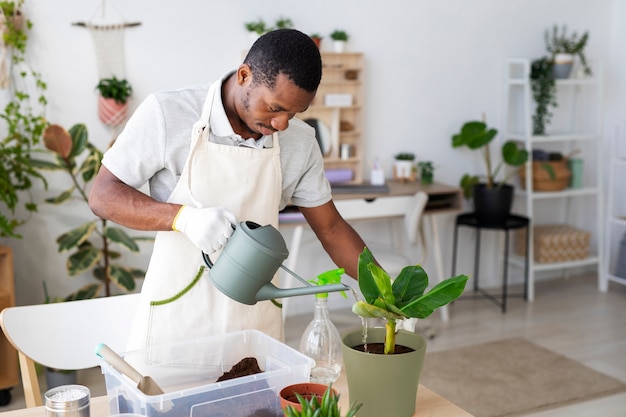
[
  {"xmin": 352, "ymin": 247, "xmax": 468, "ymax": 354},
  {"xmin": 37, "ymin": 123, "xmax": 148, "ymax": 301},
  {"xmin": 451, "ymin": 120, "xmax": 529, "ymax": 199}
]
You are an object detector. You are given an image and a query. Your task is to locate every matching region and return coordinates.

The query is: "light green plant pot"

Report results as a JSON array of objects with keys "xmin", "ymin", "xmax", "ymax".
[{"xmin": 341, "ymin": 328, "xmax": 426, "ymax": 417}]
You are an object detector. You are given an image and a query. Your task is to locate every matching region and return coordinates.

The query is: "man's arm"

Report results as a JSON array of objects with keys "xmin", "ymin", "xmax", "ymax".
[
  {"xmin": 299, "ymin": 201, "xmax": 367, "ymax": 280},
  {"xmin": 88, "ymin": 166, "xmax": 181, "ymax": 231}
]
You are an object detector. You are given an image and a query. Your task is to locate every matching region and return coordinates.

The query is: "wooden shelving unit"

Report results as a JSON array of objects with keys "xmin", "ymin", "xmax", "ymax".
[
  {"xmin": 0, "ymin": 245, "xmax": 19, "ymax": 395},
  {"xmin": 300, "ymin": 52, "xmax": 364, "ymax": 184}
]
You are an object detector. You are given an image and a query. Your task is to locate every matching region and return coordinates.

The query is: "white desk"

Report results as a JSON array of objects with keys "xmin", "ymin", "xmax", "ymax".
[{"xmin": 280, "ymin": 181, "xmax": 463, "ymax": 321}]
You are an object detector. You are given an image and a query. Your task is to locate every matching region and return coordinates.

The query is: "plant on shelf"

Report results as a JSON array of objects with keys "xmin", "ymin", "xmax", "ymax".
[
  {"xmin": 0, "ymin": 0, "xmax": 48, "ymax": 238},
  {"xmin": 353, "ymin": 247, "xmax": 468, "ymax": 354},
  {"xmin": 244, "ymin": 18, "xmax": 267, "ymax": 35},
  {"xmin": 95, "ymin": 76, "xmax": 132, "ymax": 127},
  {"xmin": 417, "ymin": 161, "xmax": 435, "ymax": 184},
  {"xmin": 451, "ymin": 119, "xmax": 529, "ymax": 199},
  {"xmin": 37, "ymin": 123, "xmax": 148, "ymax": 301},
  {"xmin": 274, "ymin": 16, "xmax": 293, "ymax": 29},
  {"xmin": 310, "ymin": 33, "xmax": 322, "ymax": 48},
  {"xmin": 530, "ymin": 57, "xmax": 557, "ymax": 135},
  {"xmin": 330, "ymin": 30, "xmax": 348, "ymax": 42},
  {"xmin": 282, "ymin": 384, "xmax": 361, "ymax": 417},
  {"xmin": 544, "ymin": 24, "xmax": 592, "ymax": 76},
  {"xmin": 393, "ymin": 152, "xmax": 415, "ymax": 181}
]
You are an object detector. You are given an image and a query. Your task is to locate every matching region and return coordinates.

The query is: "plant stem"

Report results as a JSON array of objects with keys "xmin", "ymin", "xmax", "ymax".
[{"xmin": 384, "ymin": 319, "xmax": 396, "ymax": 354}]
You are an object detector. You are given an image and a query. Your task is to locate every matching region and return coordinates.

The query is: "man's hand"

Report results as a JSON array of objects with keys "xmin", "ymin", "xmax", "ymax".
[{"xmin": 173, "ymin": 206, "xmax": 238, "ymax": 254}]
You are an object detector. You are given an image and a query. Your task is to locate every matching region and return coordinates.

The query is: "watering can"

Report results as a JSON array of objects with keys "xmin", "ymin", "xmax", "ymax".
[{"xmin": 202, "ymin": 221, "xmax": 350, "ymax": 305}]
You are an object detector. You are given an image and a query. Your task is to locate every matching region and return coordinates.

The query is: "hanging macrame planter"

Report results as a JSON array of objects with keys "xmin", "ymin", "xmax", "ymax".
[
  {"xmin": 0, "ymin": 7, "xmax": 26, "ymax": 89},
  {"xmin": 97, "ymin": 96, "xmax": 128, "ymax": 127}
]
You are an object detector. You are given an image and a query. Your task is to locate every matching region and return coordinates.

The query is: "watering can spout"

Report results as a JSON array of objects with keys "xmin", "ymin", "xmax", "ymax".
[{"xmin": 255, "ymin": 282, "xmax": 351, "ymax": 302}]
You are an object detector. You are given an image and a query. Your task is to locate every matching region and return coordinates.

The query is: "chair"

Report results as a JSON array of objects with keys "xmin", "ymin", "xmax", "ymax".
[
  {"xmin": 0, "ymin": 293, "xmax": 140, "ymax": 407},
  {"xmin": 364, "ymin": 191, "xmax": 440, "ymax": 333}
]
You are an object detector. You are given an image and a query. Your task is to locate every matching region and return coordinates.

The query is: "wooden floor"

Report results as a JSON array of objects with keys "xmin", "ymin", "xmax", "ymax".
[{"xmin": 1, "ymin": 274, "xmax": 625, "ymax": 416}]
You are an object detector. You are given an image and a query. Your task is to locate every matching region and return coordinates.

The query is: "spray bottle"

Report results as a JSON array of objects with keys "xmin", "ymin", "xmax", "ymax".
[{"xmin": 299, "ymin": 268, "xmax": 347, "ymax": 384}]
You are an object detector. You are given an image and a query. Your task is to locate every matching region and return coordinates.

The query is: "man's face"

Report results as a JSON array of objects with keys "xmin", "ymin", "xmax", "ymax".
[{"xmin": 239, "ymin": 72, "xmax": 316, "ymax": 137}]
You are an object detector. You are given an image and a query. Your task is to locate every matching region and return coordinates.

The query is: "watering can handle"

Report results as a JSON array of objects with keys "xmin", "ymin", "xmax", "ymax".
[{"xmin": 202, "ymin": 223, "xmax": 239, "ymax": 268}]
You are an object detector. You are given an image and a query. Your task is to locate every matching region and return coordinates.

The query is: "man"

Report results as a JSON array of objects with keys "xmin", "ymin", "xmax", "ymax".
[{"xmin": 89, "ymin": 29, "xmax": 367, "ymax": 352}]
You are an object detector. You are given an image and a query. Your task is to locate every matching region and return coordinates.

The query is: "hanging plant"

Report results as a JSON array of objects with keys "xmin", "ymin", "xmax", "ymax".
[
  {"xmin": 0, "ymin": 0, "xmax": 48, "ymax": 238},
  {"xmin": 530, "ymin": 57, "xmax": 557, "ymax": 136}
]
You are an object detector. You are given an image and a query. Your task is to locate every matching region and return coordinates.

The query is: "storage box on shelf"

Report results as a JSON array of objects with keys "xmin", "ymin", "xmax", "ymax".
[
  {"xmin": 99, "ymin": 330, "xmax": 314, "ymax": 417},
  {"xmin": 300, "ymin": 52, "xmax": 364, "ymax": 184},
  {"xmin": 504, "ymin": 58, "xmax": 603, "ymax": 300},
  {"xmin": 516, "ymin": 224, "xmax": 591, "ymax": 263}
]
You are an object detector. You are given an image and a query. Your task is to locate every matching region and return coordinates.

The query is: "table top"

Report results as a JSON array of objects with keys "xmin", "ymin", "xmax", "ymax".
[{"xmin": 1, "ymin": 374, "xmax": 474, "ymax": 417}]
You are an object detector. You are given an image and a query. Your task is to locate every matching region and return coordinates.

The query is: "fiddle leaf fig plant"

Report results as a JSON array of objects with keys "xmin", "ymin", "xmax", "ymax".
[
  {"xmin": 36, "ymin": 123, "xmax": 149, "ymax": 301},
  {"xmin": 352, "ymin": 247, "xmax": 468, "ymax": 354}
]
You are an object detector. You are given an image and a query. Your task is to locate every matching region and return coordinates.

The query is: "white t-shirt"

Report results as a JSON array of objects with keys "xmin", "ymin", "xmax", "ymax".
[{"xmin": 102, "ymin": 76, "xmax": 331, "ymax": 210}]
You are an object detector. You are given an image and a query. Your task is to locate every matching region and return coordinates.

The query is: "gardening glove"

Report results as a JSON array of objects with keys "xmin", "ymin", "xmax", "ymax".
[{"xmin": 173, "ymin": 205, "xmax": 237, "ymax": 254}]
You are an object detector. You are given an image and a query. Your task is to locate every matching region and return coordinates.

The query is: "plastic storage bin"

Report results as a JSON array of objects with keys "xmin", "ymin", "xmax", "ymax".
[{"xmin": 99, "ymin": 330, "xmax": 314, "ymax": 417}]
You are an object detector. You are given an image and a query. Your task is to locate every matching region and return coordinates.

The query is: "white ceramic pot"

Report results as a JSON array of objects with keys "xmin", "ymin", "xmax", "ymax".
[{"xmin": 333, "ymin": 40, "xmax": 346, "ymax": 53}]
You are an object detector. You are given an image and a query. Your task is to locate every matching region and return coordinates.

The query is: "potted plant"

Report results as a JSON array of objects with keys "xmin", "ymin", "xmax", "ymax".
[
  {"xmin": 544, "ymin": 24, "xmax": 591, "ymax": 79},
  {"xmin": 393, "ymin": 152, "xmax": 415, "ymax": 182},
  {"xmin": 530, "ymin": 57, "xmax": 558, "ymax": 135},
  {"xmin": 330, "ymin": 29, "xmax": 348, "ymax": 53},
  {"xmin": 95, "ymin": 76, "xmax": 132, "ymax": 127},
  {"xmin": 310, "ymin": 33, "xmax": 322, "ymax": 49},
  {"xmin": 37, "ymin": 123, "xmax": 148, "ymax": 301},
  {"xmin": 451, "ymin": 118, "xmax": 528, "ymax": 225},
  {"xmin": 0, "ymin": 0, "xmax": 48, "ymax": 238},
  {"xmin": 281, "ymin": 383, "xmax": 361, "ymax": 417},
  {"xmin": 341, "ymin": 247, "xmax": 468, "ymax": 417},
  {"xmin": 244, "ymin": 18, "xmax": 267, "ymax": 38},
  {"xmin": 417, "ymin": 161, "xmax": 435, "ymax": 185}
]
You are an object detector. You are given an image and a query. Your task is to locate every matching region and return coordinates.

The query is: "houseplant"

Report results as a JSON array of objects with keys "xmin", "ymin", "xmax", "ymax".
[
  {"xmin": 95, "ymin": 76, "xmax": 132, "ymax": 127},
  {"xmin": 393, "ymin": 152, "xmax": 415, "ymax": 181},
  {"xmin": 341, "ymin": 247, "xmax": 468, "ymax": 416},
  {"xmin": 281, "ymin": 383, "xmax": 361, "ymax": 417},
  {"xmin": 310, "ymin": 33, "xmax": 322, "ymax": 49},
  {"xmin": 417, "ymin": 160, "xmax": 435, "ymax": 184},
  {"xmin": 0, "ymin": 0, "xmax": 48, "ymax": 238},
  {"xmin": 544, "ymin": 24, "xmax": 591, "ymax": 78},
  {"xmin": 330, "ymin": 29, "xmax": 348, "ymax": 52},
  {"xmin": 37, "ymin": 123, "xmax": 147, "ymax": 301},
  {"xmin": 530, "ymin": 57, "xmax": 557, "ymax": 135},
  {"xmin": 452, "ymin": 119, "xmax": 528, "ymax": 224}
]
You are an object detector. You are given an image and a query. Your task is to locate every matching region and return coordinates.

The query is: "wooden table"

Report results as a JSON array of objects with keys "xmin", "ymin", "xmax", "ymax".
[{"xmin": 0, "ymin": 374, "xmax": 474, "ymax": 417}]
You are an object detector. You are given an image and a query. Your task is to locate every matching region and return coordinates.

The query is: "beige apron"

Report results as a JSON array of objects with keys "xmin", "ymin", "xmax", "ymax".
[{"xmin": 126, "ymin": 82, "xmax": 284, "ymax": 364}]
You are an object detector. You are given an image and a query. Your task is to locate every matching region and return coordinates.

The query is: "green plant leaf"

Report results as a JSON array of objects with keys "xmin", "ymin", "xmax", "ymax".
[
  {"xmin": 401, "ymin": 275, "xmax": 468, "ymax": 318},
  {"xmin": 67, "ymin": 246, "xmax": 101, "ymax": 276},
  {"xmin": 502, "ymin": 141, "xmax": 529, "ymax": 167},
  {"xmin": 352, "ymin": 300, "xmax": 404, "ymax": 320},
  {"xmin": 367, "ymin": 262, "xmax": 394, "ymax": 304},
  {"xmin": 105, "ymin": 227, "xmax": 140, "ymax": 252},
  {"xmin": 63, "ymin": 283, "xmax": 102, "ymax": 301},
  {"xmin": 108, "ymin": 265, "xmax": 137, "ymax": 291},
  {"xmin": 29, "ymin": 158, "xmax": 64, "ymax": 170},
  {"xmin": 57, "ymin": 222, "xmax": 96, "ymax": 252},
  {"xmin": 45, "ymin": 186, "xmax": 75, "ymax": 204},
  {"xmin": 392, "ymin": 264, "xmax": 428, "ymax": 304},
  {"xmin": 68, "ymin": 124, "xmax": 88, "ymax": 159}
]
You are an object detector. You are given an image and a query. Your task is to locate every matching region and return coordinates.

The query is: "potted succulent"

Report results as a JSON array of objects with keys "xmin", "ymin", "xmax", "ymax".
[
  {"xmin": 330, "ymin": 29, "xmax": 348, "ymax": 53},
  {"xmin": 0, "ymin": 0, "xmax": 48, "ymax": 238},
  {"xmin": 95, "ymin": 76, "xmax": 132, "ymax": 127},
  {"xmin": 451, "ymin": 118, "xmax": 528, "ymax": 225},
  {"xmin": 393, "ymin": 152, "xmax": 415, "ymax": 182},
  {"xmin": 341, "ymin": 247, "xmax": 468, "ymax": 417},
  {"xmin": 544, "ymin": 24, "xmax": 591, "ymax": 79},
  {"xmin": 281, "ymin": 383, "xmax": 361, "ymax": 417},
  {"xmin": 37, "ymin": 123, "xmax": 148, "ymax": 301}
]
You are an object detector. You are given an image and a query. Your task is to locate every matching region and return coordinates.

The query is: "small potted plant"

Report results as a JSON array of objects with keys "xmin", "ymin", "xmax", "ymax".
[
  {"xmin": 451, "ymin": 118, "xmax": 528, "ymax": 224},
  {"xmin": 417, "ymin": 161, "xmax": 435, "ymax": 185},
  {"xmin": 330, "ymin": 29, "xmax": 348, "ymax": 53},
  {"xmin": 544, "ymin": 24, "xmax": 591, "ymax": 79},
  {"xmin": 310, "ymin": 33, "xmax": 322, "ymax": 49},
  {"xmin": 341, "ymin": 247, "xmax": 468, "ymax": 417},
  {"xmin": 95, "ymin": 76, "xmax": 133, "ymax": 127},
  {"xmin": 281, "ymin": 383, "xmax": 361, "ymax": 417},
  {"xmin": 393, "ymin": 152, "xmax": 415, "ymax": 182},
  {"xmin": 244, "ymin": 18, "xmax": 267, "ymax": 40}
]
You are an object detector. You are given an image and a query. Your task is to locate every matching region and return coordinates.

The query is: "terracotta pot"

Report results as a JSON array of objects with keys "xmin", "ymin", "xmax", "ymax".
[
  {"xmin": 98, "ymin": 96, "xmax": 128, "ymax": 127},
  {"xmin": 279, "ymin": 382, "xmax": 334, "ymax": 415}
]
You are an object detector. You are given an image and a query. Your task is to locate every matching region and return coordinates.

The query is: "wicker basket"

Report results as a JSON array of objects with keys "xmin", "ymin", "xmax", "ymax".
[
  {"xmin": 516, "ymin": 224, "xmax": 591, "ymax": 263},
  {"xmin": 518, "ymin": 160, "xmax": 571, "ymax": 191}
]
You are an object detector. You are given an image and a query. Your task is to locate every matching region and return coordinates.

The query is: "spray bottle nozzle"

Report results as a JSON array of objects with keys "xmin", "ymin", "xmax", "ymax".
[{"xmin": 310, "ymin": 268, "xmax": 347, "ymax": 299}]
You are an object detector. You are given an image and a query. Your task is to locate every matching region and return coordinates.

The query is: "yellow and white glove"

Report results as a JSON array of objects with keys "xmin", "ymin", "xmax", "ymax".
[{"xmin": 173, "ymin": 206, "xmax": 237, "ymax": 254}]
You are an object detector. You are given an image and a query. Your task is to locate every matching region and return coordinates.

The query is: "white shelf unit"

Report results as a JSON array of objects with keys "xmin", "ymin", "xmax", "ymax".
[
  {"xmin": 504, "ymin": 59, "xmax": 603, "ymax": 301},
  {"xmin": 602, "ymin": 124, "xmax": 626, "ymax": 290}
]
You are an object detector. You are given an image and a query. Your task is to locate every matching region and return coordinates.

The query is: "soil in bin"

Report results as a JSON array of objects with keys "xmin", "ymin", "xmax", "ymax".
[
  {"xmin": 352, "ymin": 343, "xmax": 414, "ymax": 354},
  {"xmin": 216, "ymin": 357, "xmax": 263, "ymax": 381}
]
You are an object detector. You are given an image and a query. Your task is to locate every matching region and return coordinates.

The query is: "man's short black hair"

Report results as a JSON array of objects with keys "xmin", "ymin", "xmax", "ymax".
[{"xmin": 244, "ymin": 28, "xmax": 322, "ymax": 93}]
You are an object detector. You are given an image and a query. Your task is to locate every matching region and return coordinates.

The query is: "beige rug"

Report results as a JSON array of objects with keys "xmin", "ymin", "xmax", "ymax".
[{"xmin": 419, "ymin": 338, "xmax": 626, "ymax": 417}]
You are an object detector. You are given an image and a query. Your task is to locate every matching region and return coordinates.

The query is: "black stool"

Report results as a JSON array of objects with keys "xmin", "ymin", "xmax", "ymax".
[{"xmin": 451, "ymin": 212, "xmax": 530, "ymax": 313}]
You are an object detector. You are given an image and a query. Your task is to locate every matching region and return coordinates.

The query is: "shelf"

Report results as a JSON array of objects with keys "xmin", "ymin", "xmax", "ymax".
[
  {"xmin": 516, "ymin": 186, "xmax": 600, "ymax": 199},
  {"xmin": 510, "ymin": 254, "xmax": 600, "ymax": 272}
]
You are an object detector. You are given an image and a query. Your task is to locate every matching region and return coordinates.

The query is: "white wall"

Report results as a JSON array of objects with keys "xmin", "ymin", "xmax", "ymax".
[{"xmin": 2, "ymin": 0, "xmax": 622, "ymax": 314}]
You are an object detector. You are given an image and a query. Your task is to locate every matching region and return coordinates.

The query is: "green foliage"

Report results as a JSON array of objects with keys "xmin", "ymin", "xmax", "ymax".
[
  {"xmin": 394, "ymin": 152, "xmax": 415, "ymax": 161},
  {"xmin": 244, "ymin": 16, "xmax": 293, "ymax": 35},
  {"xmin": 36, "ymin": 123, "xmax": 149, "ymax": 301},
  {"xmin": 0, "ymin": 0, "xmax": 48, "ymax": 238},
  {"xmin": 353, "ymin": 247, "xmax": 468, "ymax": 354},
  {"xmin": 530, "ymin": 57, "xmax": 557, "ymax": 135},
  {"xmin": 330, "ymin": 30, "xmax": 348, "ymax": 41},
  {"xmin": 95, "ymin": 76, "xmax": 133, "ymax": 104},
  {"xmin": 283, "ymin": 384, "xmax": 362, "ymax": 417},
  {"xmin": 451, "ymin": 120, "xmax": 529, "ymax": 199},
  {"xmin": 544, "ymin": 24, "xmax": 591, "ymax": 76}
]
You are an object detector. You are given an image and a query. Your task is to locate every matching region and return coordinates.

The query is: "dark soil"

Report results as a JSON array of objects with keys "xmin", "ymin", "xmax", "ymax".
[
  {"xmin": 216, "ymin": 357, "xmax": 263, "ymax": 382},
  {"xmin": 352, "ymin": 342, "xmax": 414, "ymax": 354}
]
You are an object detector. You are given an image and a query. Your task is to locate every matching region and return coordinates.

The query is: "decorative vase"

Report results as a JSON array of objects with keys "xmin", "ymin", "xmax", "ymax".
[
  {"xmin": 97, "ymin": 96, "xmax": 128, "ymax": 127},
  {"xmin": 279, "ymin": 382, "xmax": 334, "ymax": 415},
  {"xmin": 472, "ymin": 183, "xmax": 514, "ymax": 226},
  {"xmin": 341, "ymin": 328, "xmax": 427, "ymax": 417}
]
